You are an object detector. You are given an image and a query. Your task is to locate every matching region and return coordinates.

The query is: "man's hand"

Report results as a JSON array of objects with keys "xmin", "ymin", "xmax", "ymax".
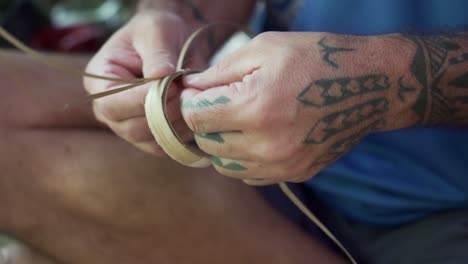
[
  {"xmin": 84, "ymin": 11, "xmax": 199, "ymax": 156},
  {"xmin": 83, "ymin": 0, "xmax": 255, "ymax": 157},
  {"xmin": 181, "ymin": 31, "xmax": 426, "ymax": 185}
]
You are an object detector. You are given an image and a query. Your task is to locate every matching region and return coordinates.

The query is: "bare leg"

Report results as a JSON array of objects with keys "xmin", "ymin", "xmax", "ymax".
[{"xmin": 0, "ymin": 51, "xmax": 345, "ymax": 264}]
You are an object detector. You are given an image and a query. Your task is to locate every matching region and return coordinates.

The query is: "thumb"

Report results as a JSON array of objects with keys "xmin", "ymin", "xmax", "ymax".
[
  {"xmin": 132, "ymin": 17, "xmax": 183, "ymax": 78},
  {"xmin": 183, "ymin": 48, "xmax": 258, "ymax": 90}
]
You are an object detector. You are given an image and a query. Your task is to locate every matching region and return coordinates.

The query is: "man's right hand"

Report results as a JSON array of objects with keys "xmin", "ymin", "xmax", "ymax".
[{"xmin": 84, "ymin": 11, "xmax": 198, "ymax": 156}]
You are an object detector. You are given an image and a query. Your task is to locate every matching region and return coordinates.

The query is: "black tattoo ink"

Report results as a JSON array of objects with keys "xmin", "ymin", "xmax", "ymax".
[
  {"xmin": 298, "ymin": 74, "xmax": 390, "ymax": 107},
  {"xmin": 318, "ymin": 37, "xmax": 354, "ymax": 69},
  {"xmin": 196, "ymin": 133, "xmax": 224, "ymax": 143},
  {"xmin": 211, "ymin": 157, "xmax": 246, "ymax": 171},
  {"xmin": 398, "ymin": 77, "xmax": 417, "ymax": 102},
  {"xmin": 305, "ymin": 98, "xmax": 389, "ymax": 144},
  {"xmin": 449, "ymin": 53, "xmax": 468, "ymax": 65},
  {"xmin": 182, "ymin": 96, "xmax": 231, "ymax": 109},
  {"xmin": 404, "ymin": 34, "xmax": 468, "ymax": 124},
  {"xmin": 449, "ymin": 72, "xmax": 468, "ymax": 88},
  {"xmin": 180, "ymin": 0, "xmax": 216, "ymax": 50},
  {"xmin": 311, "ymin": 119, "xmax": 385, "ymax": 167}
]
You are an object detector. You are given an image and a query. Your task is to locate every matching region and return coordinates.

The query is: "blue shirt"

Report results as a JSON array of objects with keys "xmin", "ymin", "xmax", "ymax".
[{"xmin": 265, "ymin": 0, "xmax": 468, "ymax": 227}]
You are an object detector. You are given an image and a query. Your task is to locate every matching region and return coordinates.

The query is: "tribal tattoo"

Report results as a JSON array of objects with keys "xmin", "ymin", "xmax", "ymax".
[
  {"xmin": 305, "ymin": 98, "xmax": 389, "ymax": 144},
  {"xmin": 298, "ymin": 74, "xmax": 390, "ymax": 107},
  {"xmin": 398, "ymin": 77, "xmax": 417, "ymax": 102},
  {"xmin": 296, "ymin": 32, "xmax": 467, "ymax": 169},
  {"xmin": 182, "ymin": 96, "xmax": 231, "ymax": 109},
  {"xmin": 403, "ymin": 33, "xmax": 468, "ymax": 125},
  {"xmin": 211, "ymin": 157, "xmax": 247, "ymax": 171},
  {"xmin": 318, "ymin": 37, "xmax": 354, "ymax": 69},
  {"xmin": 196, "ymin": 133, "xmax": 225, "ymax": 143},
  {"xmin": 311, "ymin": 119, "xmax": 385, "ymax": 167},
  {"xmin": 298, "ymin": 72, "xmax": 390, "ymax": 165}
]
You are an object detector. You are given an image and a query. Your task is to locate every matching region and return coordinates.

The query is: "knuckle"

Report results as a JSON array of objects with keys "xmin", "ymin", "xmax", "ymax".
[
  {"xmin": 212, "ymin": 62, "xmax": 230, "ymax": 80},
  {"xmin": 184, "ymin": 110, "xmax": 203, "ymax": 133},
  {"xmin": 123, "ymin": 125, "xmax": 142, "ymax": 143},
  {"xmin": 254, "ymin": 32, "xmax": 280, "ymax": 45},
  {"xmin": 92, "ymin": 102, "xmax": 109, "ymax": 123},
  {"xmin": 94, "ymin": 99, "xmax": 117, "ymax": 122}
]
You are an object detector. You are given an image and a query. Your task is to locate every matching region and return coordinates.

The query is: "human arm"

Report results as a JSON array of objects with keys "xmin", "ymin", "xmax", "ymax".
[{"xmin": 180, "ymin": 31, "xmax": 468, "ymax": 184}]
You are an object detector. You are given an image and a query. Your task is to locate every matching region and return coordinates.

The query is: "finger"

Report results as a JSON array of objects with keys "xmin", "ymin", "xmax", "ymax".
[
  {"xmin": 211, "ymin": 156, "xmax": 301, "ymax": 184},
  {"xmin": 107, "ymin": 116, "xmax": 155, "ymax": 144},
  {"xmin": 242, "ymin": 178, "xmax": 281, "ymax": 186},
  {"xmin": 114, "ymin": 114, "xmax": 194, "ymax": 144},
  {"xmin": 210, "ymin": 156, "xmax": 252, "ymax": 180},
  {"xmin": 131, "ymin": 15, "xmax": 182, "ymax": 78},
  {"xmin": 183, "ymin": 45, "xmax": 258, "ymax": 89},
  {"xmin": 134, "ymin": 140, "xmax": 165, "ymax": 157},
  {"xmin": 92, "ymin": 82, "xmax": 149, "ymax": 122},
  {"xmin": 180, "ymin": 83, "xmax": 247, "ymax": 134},
  {"xmin": 84, "ymin": 28, "xmax": 143, "ymax": 95},
  {"xmin": 211, "ymin": 156, "xmax": 283, "ymax": 185},
  {"xmin": 94, "ymin": 80, "xmax": 182, "ymax": 123},
  {"xmin": 194, "ymin": 132, "xmax": 255, "ymax": 160}
]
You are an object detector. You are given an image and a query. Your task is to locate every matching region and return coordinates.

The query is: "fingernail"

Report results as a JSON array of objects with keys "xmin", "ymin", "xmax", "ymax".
[
  {"xmin": 148, "ymin": 62, "xmax": 175, "ymax": 77},
  {"xmin": 185, "ymin": 74, "xmax": 200, "ymax": 85}
]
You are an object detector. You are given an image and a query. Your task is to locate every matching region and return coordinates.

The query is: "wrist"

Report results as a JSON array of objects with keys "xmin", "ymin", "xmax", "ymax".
[
  {"xmin": 308, "ymin": 32, "xmax": 420, "ymax": 133},
  {"xmin": 370, "ymin": 34, "xmax": 423, "ymax": 131}
]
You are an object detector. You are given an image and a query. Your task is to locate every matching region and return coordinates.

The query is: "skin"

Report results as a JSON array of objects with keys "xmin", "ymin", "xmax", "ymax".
[
  {"xmin": 0, "ymin": 51, "xmax": 345, "ymax": 263},
  {"xmin": 84, "ymin": 0, "xmax": 255, "ymax": 156},
  {"xmin": 85, "ymin": 0, "xmax": 468, "ymax": 186},
  {"xmin": 181, "ymin": 31, "xmax": 468, "ymax": 184}
]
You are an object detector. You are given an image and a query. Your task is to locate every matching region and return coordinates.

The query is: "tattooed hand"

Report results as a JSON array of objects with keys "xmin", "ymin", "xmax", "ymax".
[{"xmin": 180, "ymin": 31, "xmax": 435, "ymax": 185}]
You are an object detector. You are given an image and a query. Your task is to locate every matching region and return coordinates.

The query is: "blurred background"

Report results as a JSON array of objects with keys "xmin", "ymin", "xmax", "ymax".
[{"xmin": 0, "ymin": 0, "xmax": 135, "ymax": 53}]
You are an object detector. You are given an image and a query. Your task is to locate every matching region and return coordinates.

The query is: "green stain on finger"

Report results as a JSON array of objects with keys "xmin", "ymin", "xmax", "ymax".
[
  {"xmin": 196, "ymin": 133, "xmax": 224, "ymax": 143},
  {"xmin": 211, "ymin": 157, "xmax": 247, "ymax": 171}
]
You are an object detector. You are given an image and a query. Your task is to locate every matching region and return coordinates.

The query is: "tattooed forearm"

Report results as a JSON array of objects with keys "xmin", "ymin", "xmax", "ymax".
[
  {"xmin": 403, "ymin": 32, "xmax": 468, "ymax": 125},
  {"xmin": 182, "ymin": 96, "xmax": 231, "ymax": 109},
  {"xmin": 318, "ymin": 37, "xmax": 354, "ymax": 69}
]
